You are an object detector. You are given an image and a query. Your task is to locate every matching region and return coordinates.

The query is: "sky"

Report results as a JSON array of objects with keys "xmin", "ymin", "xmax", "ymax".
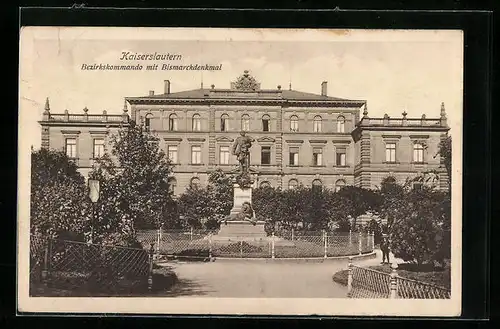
[{"xmin": 19, "ymin": 27, "xmax": 463, "ymax": 150}]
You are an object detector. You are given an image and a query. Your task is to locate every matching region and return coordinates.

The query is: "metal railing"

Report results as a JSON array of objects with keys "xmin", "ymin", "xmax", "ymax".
[
  {"xmin": 30, "ymin": 235, "xmax": 155, "ymax": 296},
  {"xmin": 346, "ymin": 257, "xmax": 451, "ymax": 299},
  {"xmin": 136, "ymin": 229, "xmax": 375, "ymax": 259}
]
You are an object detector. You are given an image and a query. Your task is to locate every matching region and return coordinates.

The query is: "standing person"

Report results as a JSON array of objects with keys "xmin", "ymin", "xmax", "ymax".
[{"xmin": 380, "ymin": 234, "xmax": 390, "ymax": 264}]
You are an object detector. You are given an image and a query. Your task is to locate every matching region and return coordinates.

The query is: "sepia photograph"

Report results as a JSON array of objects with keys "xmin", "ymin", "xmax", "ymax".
[{"xmin": 18, "ymin": 27, "xmax": 463, "ymax": 316}]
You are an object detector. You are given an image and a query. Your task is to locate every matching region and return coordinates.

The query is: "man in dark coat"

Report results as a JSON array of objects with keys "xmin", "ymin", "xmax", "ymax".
[{"xmin": 380, "ymin": 234, "xmax": 390, "ymax": 264}]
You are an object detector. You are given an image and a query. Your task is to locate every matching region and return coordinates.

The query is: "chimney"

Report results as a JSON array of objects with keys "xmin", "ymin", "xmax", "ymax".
[
  {"xmin": 149, "ymin": 90, "xmax": 154, "ymax": 96},
  {"xmin": 321, "ymin": 81, "xmax": 327, "ymax": 96},
  {"xmin": 164, "ymin": 80, "xmax": 171, "ymax": 94}
]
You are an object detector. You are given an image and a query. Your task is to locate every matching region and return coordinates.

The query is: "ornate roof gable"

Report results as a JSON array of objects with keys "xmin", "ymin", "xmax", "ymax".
[{"xmin": 231, "ymin": 70, "xmax": 261, "ymax": 91}]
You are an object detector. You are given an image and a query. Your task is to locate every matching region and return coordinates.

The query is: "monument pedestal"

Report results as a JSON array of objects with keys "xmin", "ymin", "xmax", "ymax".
[
  {"xmin": 230, "ymin": 183, "xmax": 252, "ymax": 215},
  {"xmin": 209, "ymin": 177, "xmax": 294, "ymax": 246},
  {"xmin": 212, "ymin": 220, "xmax": 267, "ymax": 242}
]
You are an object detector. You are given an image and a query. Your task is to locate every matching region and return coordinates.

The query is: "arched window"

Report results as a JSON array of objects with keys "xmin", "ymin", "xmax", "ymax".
[
  {"xmin": 313, "ymin": 115, "xmax": 322, "ymax": 132},
  {"xmin": 220, "ymin": 114, "xmax": 229, "ymax": 132},
  {"xmin": 384, "ymin": 176, "xmax": 397, "ymax": 184},
  {"xmin": 413, "ymin": 143, "xmax": 424, "ymax": 163},
  {"xmin": 381, "ymin": 176, "xmax": 397, "ymax": 191},
  {"xmin": 260, "ymin": 181, "xmax": 271, "ymax": 188},
  {"xmin": 262, "ymin": 114, "xmax": 270, "ymax": 132},
  {"xmin": 167, "ymin": 177, "xmax": 177, "ymax": 194},
  {"xmin": 288, "ymin": 179, "xmax": 298, "ymax": 190},
  {"xmin": 290, "ymin": 115, "xmax": 299, "ymax": 132},
  {"xmin": 337, "ymin": 115, "xmax": 345, "ymax": 133},
  {"xmin": 241, "ymin": 114, "xmax": 250, "ymax": 131},
  {"xmin": 192, "ymin": 113, "xmax": 201, "ymax": 131},
  {"xmin": 190, "ymin": 177, "xmax": 200, "ymax": 189},
  {"xmin": 168, "ymin": 113, "xmax": 178, "ymax": 131},
  {"xmin": 312, "ymin": 179, "xmax": 322, "ymax": 192},
  {"xmin": 334, "ymin": 179, "xmax": 346, "ymax": 192},
  {"xmin": 145, "ymin": 113, "xmax": 153, "ymax": 132}
]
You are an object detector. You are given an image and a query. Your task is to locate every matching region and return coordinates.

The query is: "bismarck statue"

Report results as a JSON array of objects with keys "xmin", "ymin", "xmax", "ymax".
[
  {"xmin": 232, "ymin": 130, "xmax": 252, "ymax": 175},
  {"xmin": 232, "ymin": 131, "xmax": 254, "ymax": 188},
  {"xmin": 217, "ymin": 130, "xmax": 258, "ymax": 225}
]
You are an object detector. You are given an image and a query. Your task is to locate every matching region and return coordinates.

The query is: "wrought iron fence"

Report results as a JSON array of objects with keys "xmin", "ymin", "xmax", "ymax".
[
  {"xmin": 30, "ymin": 235, "xmax": 154, "ymax": 296},
  {"xmin": 137, "ymin": 229, "xmax": 375, "ymax": 259},
  {"xmin": 346, "ymin": 258, "xmax": 451, "ymax": 299},
  {"xmin": 349, "ymin": 265, "xmax": 391, "ymax": 298},
  {"xmin": 397, "ymin": 275, "xmax": 451, "ymax": 299}
]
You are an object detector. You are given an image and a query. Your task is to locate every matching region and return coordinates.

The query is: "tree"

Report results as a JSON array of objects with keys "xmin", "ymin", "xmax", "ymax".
[
  {"xmin": 177, "ymin": 185, "xmax": 214, "ymax": 229},
  {"xmin": 437, "ymin": 135, "xmax": 452, "ymax": 191},
  {"xmin": 30, "ymin": 148, "xmax": 89, "ymax": 239},
  {"xmin": 207, "ymin": 169, "xmax": 233, "ymax": 220},
  {"xmin": 389, "ymin": 187, "xmax": 449, "ymax": 267},
  {"xmin": 88, "ymin": 122, "xmax": 175, "ymax": 244},
  {"xmin": 177, "ymin": 169, "xmax": 233, "ymax": 229},
  {"xmin": 378, "ymin": 177, "xmax": 407, "ymax": 233},
  {"xmin": 336, "ymin": 186, "xmax": 382, "ymax": 229}
]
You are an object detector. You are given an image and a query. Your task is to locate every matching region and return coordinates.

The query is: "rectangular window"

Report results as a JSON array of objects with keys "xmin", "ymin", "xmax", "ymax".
[
  {"xmin": 261, "ymin": 146, "xmax": 271, "ymax": 165},
  {"xmin": 220, "ymin": 146, "xmax": 230, "ymax": 165},
  {"xmin": 93, "ymin": 138, "xmax": 105, "ymax": 158},
  {"xmin": 289, "ymin": 147, "xmax": 299, "ymax": 166},
  {"xmin": 191, "ymin": 145, "xmax": 201, "ymax": 164},
  {"xmin": 312, "ymin": 148, "xmax": 323, "ymax": 166},
  {"xmin": 413, "ymin": 144, "xmax": 424, "ymax": 163},
  {"xmin": 336, "ymin": 148, "xmax": 346, "ymax": 166},
  {"xmin": 168, "ymin": 145, "xmax": 178, "ymax": 163},
  {"xmin": 385, "ymin": 143, "xmax": 396, "ymax": 162},
  {"xmin": 65, "ymin": 138, "xmax": 77, "ymax": 158},
  {"xmin": 262, "ymin": 119, "xmax": 269, "ymax": 132}
]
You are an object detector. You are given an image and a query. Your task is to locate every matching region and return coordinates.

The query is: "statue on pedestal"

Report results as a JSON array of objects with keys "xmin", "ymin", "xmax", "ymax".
[{"xmin": 232, "ymin": 130, "xmax": 252, "ymax": 175}]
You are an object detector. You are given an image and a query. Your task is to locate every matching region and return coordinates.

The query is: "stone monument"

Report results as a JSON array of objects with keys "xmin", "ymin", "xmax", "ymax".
[{"xmin": 213, "ymin": 131, "xmax": 267, "ymax": 242}]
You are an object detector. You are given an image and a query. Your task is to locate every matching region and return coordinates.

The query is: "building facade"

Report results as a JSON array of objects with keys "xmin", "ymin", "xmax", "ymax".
[{"xmin": 38, "ymin": 70, "xmax": 450, "ymax": 195}]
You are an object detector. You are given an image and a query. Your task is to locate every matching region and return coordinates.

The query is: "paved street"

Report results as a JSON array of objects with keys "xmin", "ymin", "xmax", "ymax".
[{"xmin": 158, "ymin": 251, "xmax": 395, "ymax": 298}]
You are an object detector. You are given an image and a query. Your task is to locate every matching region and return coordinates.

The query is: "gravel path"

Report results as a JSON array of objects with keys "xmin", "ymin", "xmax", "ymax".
[{"xmin": 160, "ymin": 258, "xmax": 357, "ymax": 298}]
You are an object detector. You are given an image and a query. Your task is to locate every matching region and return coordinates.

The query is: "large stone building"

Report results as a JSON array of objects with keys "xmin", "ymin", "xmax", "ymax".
[{"xmin": 38, "ymin": 70, "xmax": 450, "ymax": 195}]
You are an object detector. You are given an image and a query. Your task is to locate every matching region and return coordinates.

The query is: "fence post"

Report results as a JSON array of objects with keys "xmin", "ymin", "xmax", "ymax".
[
  {"xmin": 240, "ymin": 240, "xmax": 243, "ymax": 258},
  {"xmin": 208, "ymin": 232, "xmax": 213, "ymax": 261},
  {"xmin": 390, "ymin": 263, "xmax": 398, "ymax": 299},
  {"xmin": 371, "ymin": 231, "xmax": 375, "ymax": 251},
  {"xmin": 190, "ymin": 227, "xmax": 193, "ymax": 241},
  {"xmin": 148, "ymin": 243, "xmax": 154, "ymax": 291},
  {"xmin": 349, "ymin": 229, "xmax": 352, "ymax": 245},
  {"xmin": 41, "ymin": 237, "xmax": 51, "ymax": 282},
  {"xmin": 358, "ymin": 231, "xmax": 362, "ymax": 255},
  {"xmin": 156, "ymin": 227, "xmax": 161, "ymax": 258},
  {"xmin": 324, "ymin": 231, "xmax": 328, "ymax": 258},
  {"xmin": 291, "ymin": 227, "xmax": 294, "ymax": 241},
  {"xmin": 271, "ymin": 232, "xmax": 275, "ymax": 259},
  {"xmin": 347, "ymin": 256, "xmax": 353, "ymax": 297}
]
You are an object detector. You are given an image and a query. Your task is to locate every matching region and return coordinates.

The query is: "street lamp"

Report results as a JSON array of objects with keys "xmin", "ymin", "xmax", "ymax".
[{"xmin": 88, "ymin": 178, "xmax": 100, "ymax": 243}]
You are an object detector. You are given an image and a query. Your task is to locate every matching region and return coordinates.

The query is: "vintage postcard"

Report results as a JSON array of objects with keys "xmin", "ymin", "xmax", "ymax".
[{"xmin": 18, "ymin": 27, "xmax": 463, "ymax": 316}]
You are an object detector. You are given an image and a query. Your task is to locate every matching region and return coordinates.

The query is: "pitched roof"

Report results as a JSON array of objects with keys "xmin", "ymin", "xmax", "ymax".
[{"xmin": 128, "ymin": 88, "xmax": 358, "ymax": 102}]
